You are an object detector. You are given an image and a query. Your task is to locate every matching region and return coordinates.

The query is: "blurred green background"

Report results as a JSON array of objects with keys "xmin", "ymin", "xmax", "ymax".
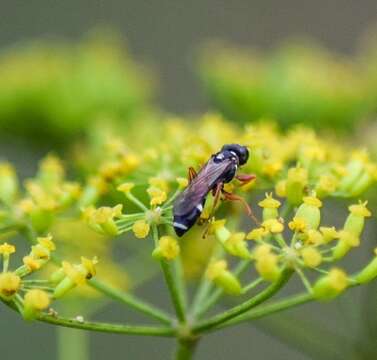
[{"xmin": 1, "ymin": 1, "xmax": 377, "ymax": 359}]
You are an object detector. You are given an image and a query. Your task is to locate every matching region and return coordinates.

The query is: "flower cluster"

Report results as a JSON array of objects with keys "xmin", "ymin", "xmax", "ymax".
[{"xmin": 0, "ymin": 235, "xmax": 97, "ymax": 320}]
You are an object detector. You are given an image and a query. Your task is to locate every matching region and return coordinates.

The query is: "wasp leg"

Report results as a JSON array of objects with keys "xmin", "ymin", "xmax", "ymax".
[
  {"xmin": 235, "ymin": 173, "xmax": 256, "ymax": 187},
  {"xmin": 188, "ymin": 167, "xmax": 198, "ymax": 184},
  {"xmin": 222, "ymin": 190, "xmax": 260, "ymax": 225},
  {"xmin": 202, "ymin": 182, "xmax": 223, "ymax": 238}
]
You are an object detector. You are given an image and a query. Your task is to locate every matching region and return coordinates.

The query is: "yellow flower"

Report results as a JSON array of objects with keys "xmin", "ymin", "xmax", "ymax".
[
  {"xmin": 258, "ymin": 193, "xmax": 281, "ymax": 209},
  {"xmin": 89, "ymin": 204, "xmax": 123, "ymax": 236},
  {"xmin": 262, "ymin": 219, "xmax": 284, "ymax": 233},
  {"xmin": 37, "ymin": 235, "xmax": 56, "ymax": 251},
  {"xmin": 23, "ymin": 256, "xmax": 41, "ymax": 271},
  {"xmin": 117, "ymin": 182, "xmax": 135, "ymax": 194},
  {"xmin": 348, "ymin": 201, "xmax": 371, "ymax": 218},
  {"xmin": 147, "ymin": 187, "xmax": 167, "ymax": 206},
  {"xmin": 153, "ymin": 236, "xmax": 180, "ymax": 260},
  {"xmin": 24, "ymin": 289, "xmax": 50, "ymax": 311},
  {"xmin": 306, "ymin": 229, "xmax": 324, "ymax": 245},
  {"xmin": 275, "ymin": 180, "xmax": 287, "ymax": 197},
  {"xmin": 316, "ymin": 175, "xmax": 338, "ymax": 197},
  {"xmin": 255, "ymin": 251, "xmax": 280, "ymax": 282},
  {"xmin": 313, "ymin": 268, "xmax": 348, "ymax": 300},
  {"xmin": 121, "ymin": 154, "xmax": 141, "ymax": 172},
  {"xmin": 176, "ymin": 177, "xmax": 188, "ymax": 189},
  {"xmin": 0, "ymin": 272, "xmax": 21, "ymax": 298},
  {"xmin": 320, "ymin": 226, "xmax": 338, "ymax": 243},
  {"xmin": 80, "ymin": 256, "xmax": 98, "ymax": 279},
  {"xmin": 302, "ymin": 195, "xmax": 322, "ymax": 208},
  {"xmin": 31, "ymin": 244, "xmax": 50, "ymax": 260},
  {"xmin": 23, "ymin": 289, "xmax": 51, "ymax": 320},
  {"xmin": 0, "ymin": 242, "xmax": 16, "ymax": 256},
  {"xmin": 205, "ymin": 260, "xmax": 241, "ymax": 295},
  {"xmin": 224, "ymin": 232, "xmax": 250, "ymax": 258},
  {"xmin": 149, "ymin": 177, "xmax": 169, "ymax": 193},
  {"xmin": 301, "ymin": 247, "xmax": 322, "ymax": 268},
  {"xmin": 91, "ymin": 205, "xmax": 123, "ymax": 224},
  {"xmin": 246, "ymin": 227, "xmax": 268, "ymax": 241},
  {"xmin": 62, "ymin": 261, "xmax": 87, "ymax": 285},
  {"xmin": 289, "ymin": 217, "xmax": 307, "ymax": 232},
  {"xmin": 132, "ymin": 220, "xmax": 150, "ymax": 239},
  {"xmin": 206, "ymin": 260, "xmax": 227, "ymax": 280},
  {"xmin": 338, "ymin": 230, "xmax": 360, "ymax": 247}
]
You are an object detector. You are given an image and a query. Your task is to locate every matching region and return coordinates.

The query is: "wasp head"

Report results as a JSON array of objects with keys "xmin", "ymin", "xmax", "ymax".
[{"xmin": 221, "ymin": 144, "xmax": 249, "ymax": 165}]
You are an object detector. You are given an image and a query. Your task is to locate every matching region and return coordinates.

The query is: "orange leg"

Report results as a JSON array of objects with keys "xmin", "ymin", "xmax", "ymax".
[
  {"xmin": 222, "ymin": 190, "xmax": 260, "ymax": 225},
  {"xmin": 235, "ymin": 173, "xmax": 256, "ymax": 187},
  {"xmin": 188, "ymin": 167, "xmax": 198, "ymax": 183},
  {"xmin": 202, "ymin": 182, "xmax": 223, "ymax": 238}
]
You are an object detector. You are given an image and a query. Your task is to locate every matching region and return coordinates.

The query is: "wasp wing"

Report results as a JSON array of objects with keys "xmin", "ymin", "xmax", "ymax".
[{"xmin": 173, "ymin": 157, "xmax": 233, "ymax": 216}]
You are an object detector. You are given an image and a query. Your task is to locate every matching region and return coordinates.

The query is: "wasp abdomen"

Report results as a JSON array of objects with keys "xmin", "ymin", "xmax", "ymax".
[{"xmin": 173, "ymin": 199, "xmax": 206, "ymax": 237}]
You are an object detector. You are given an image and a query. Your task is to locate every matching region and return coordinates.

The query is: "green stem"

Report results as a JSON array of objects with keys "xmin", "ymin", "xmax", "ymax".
[
  {"xmin": 4, "ymin": 299, "xmax": 174, "ymax": 337},
  {"xmin": 39, "ymin": 312, "xmax": 174, "ymax": 336},
  {"xmin": 174, "ymin": 338, "xmax": 199, "ymax": 360},
  {"xmin": 218, "ymin": 292, "xmax": 314, "ymax": 329},
  {"xmin": 89, "ymin": 279, "xmax": 172, "ymax": 325},
  {"xmin": 190, "ymin": 244, "xmax": 223, "ymax": 319},
  {"xmin": 21, "ymin": 226, "xmax": 171, "ymax": 324},
  {"xmin": 192, "ymin": 268, "xmax": 293, "ymax": 334},
  {"xmin": 161, "ymin": 260, "xmax": 186, "ymax": 322},
  {"xmin": 57, "ymin": 326, "xmax": 89, "ymax": 360}
]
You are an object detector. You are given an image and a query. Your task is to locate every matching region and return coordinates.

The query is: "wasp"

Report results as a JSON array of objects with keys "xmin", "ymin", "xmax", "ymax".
[{"xmin": 173, "ymin": 144, "xmax": 256, "ymax": 237}]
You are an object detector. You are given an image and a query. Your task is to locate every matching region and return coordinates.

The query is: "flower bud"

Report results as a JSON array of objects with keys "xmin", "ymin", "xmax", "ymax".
[
  {"xmin": 315, "ymin": 175, "xmax": 338, "ymax": 198},
  {"xmin": 294, "ymin": 195, "xmax": 322, "ymax": 230},
  {"xmin": 312, "ymin": 268, "xmax": 348, "ymax": 300},
  {"xmin": 258, "ymin": 193, "xmax": 281, "ymax": 221},
  {"xmin": 286, "ymin": 166, "xmax": 308, "ymax": 205},
  {"xmin": 343, "ymin": 202, "xmax": 371, "ymax": 238},
  {"xmin": 23, "ymin": 289, "xmax": 50, "ymax": 321},
  {"xmin": 0, "ymin": 272, "xmax": 21, "ymax": 300},
  {"xmin": 332, "ymin": 230, "xmax": 359, "ymax": 260},
  {"xmin": 132, "ymin": 220, "xmax": 150, "ymax": 239},
  {"xmin": 206, "ymin": 260, "xmax": 241, "ymax": 295},
  {"xmin": 147, "ymin": 187, "xmax": 167, "ymax": 206},
  {"xmin": 210, "ymin": 220, "xmax": 231, "ymax": 244},
  {"xmin": 246, "ymin": 227, "xmax": 268, "ymax": 241},
  {"xmin": 254, "ymin": 245, "xmax": 281, "ymax": 281},
  {"xmin": 262, "ymin": 219, "xmax": 284, "ymax": 234},
  {"xmin": 224, "ymin": 232, "xmax": 250, "ymax": 258},
  {"xmin": 152, "ymin": 236, "xmax": 180, "ymax": 261},
  {"xmin": 301, "ymin": 247, "xmax": 322, "ymax": 268},
  {"xmin": 320, "ymin": 227, "xmax": 338, "ymax": 243}
]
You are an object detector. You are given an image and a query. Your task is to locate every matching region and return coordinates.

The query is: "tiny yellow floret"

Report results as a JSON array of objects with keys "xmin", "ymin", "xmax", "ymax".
[
  {"xmin": 0, "ymin": 242, "xmax": 16, "ymax": 256},
  {"xmin": 24, "ymin": 289, "xmax": 50, "ymax": 311},
  {"xmin": 132, "ymin": 220, "xmax": 150, "ymax": 239},
  {"xmin": 258, "ymin": 193, "xmax": 281, "ymax": 209},
  {"xmin": 262, "ymin": 219, "xmax": 284, "ymax": 233},
  {"xmin": 301, "ymin": 247, "xmax": 322, "ymax": 267},
  {"xmin": 288, "ymin": 217, "xmax": 307, "ymax": 232},
  {"xmin": 0, "ymin": 272, "xmax": 21, "ymax": 298},
  {"xmin": 117, "ymin": 182, "xmax": 135, "ymax": 194},
  {"xmin": 147, "ymin": 187, "xmax": 167, "ymax": 206},
  {"xmin": 348, "ymin": 201, "xmax": 371, "ymax": 218},
  {"xmin": 176, "ymin": 177, "xmax": 188, "ymax": 189}
]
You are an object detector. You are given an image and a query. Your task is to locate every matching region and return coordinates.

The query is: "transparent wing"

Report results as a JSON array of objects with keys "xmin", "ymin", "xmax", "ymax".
[{"xmin": 173, "ymin": 158, "xmax": 233, "ymax": 216}]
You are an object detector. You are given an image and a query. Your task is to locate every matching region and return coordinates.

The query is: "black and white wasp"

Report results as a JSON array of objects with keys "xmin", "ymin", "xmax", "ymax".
[{"xmin": 173, "ymin": 144, "xmax": 255, "ymax": 237}]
